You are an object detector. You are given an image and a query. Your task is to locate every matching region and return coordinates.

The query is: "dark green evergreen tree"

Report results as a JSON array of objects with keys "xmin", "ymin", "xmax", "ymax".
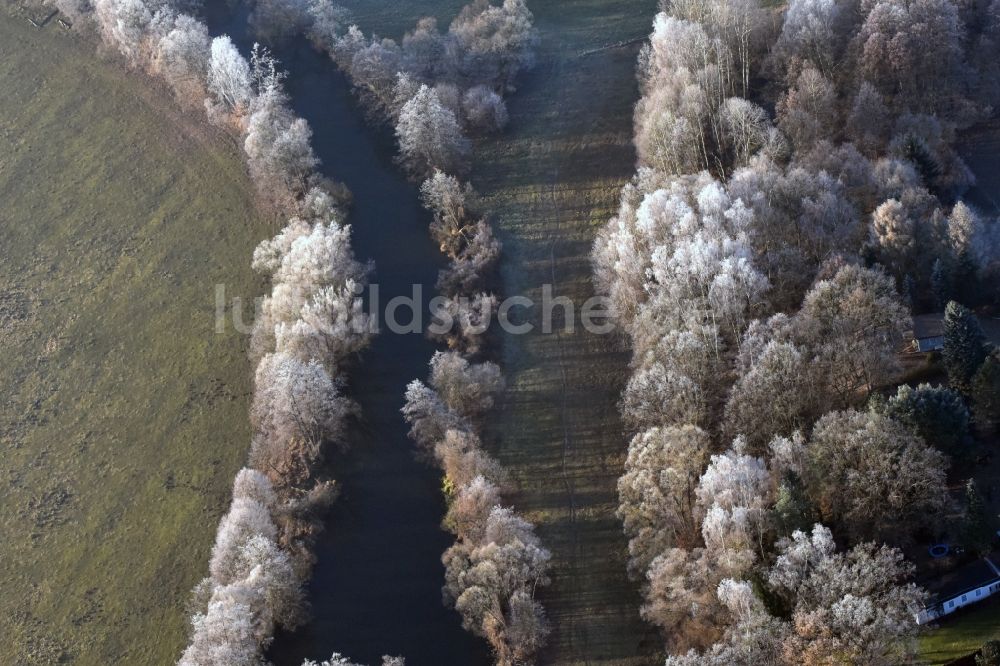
[
  {"xmin": 902, "ymin": 274, "xmax": 916, "ymax": 313},
  {"xmin": 773, "ymin": 472, "xmax": 816, "ymax": 538},
  {"xmin": 962, "ymin": 479, "xmax": 996, "ymax": 558},
  {"xmin": 943, "ymin": 301, "xmax": 989, "ymax": 393},
  {"xmin": 902, "ymin": 134, "xmax": 943, "ymax": 193},
  {"xmin": 973, "ymin": 351, "xmax": 1000, "ymax": 432},
  {"xmin": 932, "ymin": 258, "xmax": 951, "ymax": 311},
  {"xmin": 884, "ymin": 383, "xmax": 971, "ymax": 457},
  {"xmin": 953, "ymin": 249, "xmax": 980, "ymax": 306}
]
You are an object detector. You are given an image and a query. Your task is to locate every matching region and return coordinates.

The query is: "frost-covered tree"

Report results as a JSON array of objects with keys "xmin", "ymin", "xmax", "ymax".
[
  {"xmin": 728, "ymin": 158, "xmax": 864, "ymax": 309},
  {"xmin": 207, "ymin": 35, "xmax": 252, "ymax": 117},
  {"xmin": 802, "ymin": 410, "xmax": 948, "ymax": 542},
  {"xmin": 179, "ymin": 581, "xmax": 265, "ymax": 666},
  {"xmin": 673, "ymin": 525, "xmax": 925, "ymax": 665},
  {"xmin": 304, "ymin": 0, "xmax": 349, "ymax": 51},
  {"xmin": 209, "ymin": 495, "xmax": 277, "ymax": 585},
  {"xmin": 621, "ymin": 360, "xmax": 707, "ymax": 430},
  {"xmin": 847, "ymin": 81, "xmax": 891, "ymax": 155},
  {"xmin": 420, "ymin": 171, "xmax": 478, "ymax": 258},
  {"xmin": 396, "ymin": 85, "xmax": 471, "ymax": 177},
  {"xmin": 663, "ymin": 0, "xmax": 769, "ymax": 97},
  {"xmin": 242, "ymin": 48, "xmax": 320, "ymax": 208},
  {"xmin": 766, "ymin": 525, "xmax": 924, "ymax": 664},
  {"xmin": 344, "ymin": 36, "xmax": 405, "ymax": 117},
  {"xmin": 187, "ymin": 471, "xmax": 306, "ymax": 664},
  {"xmin": 797, "ymin": 263, "xmax": 910, "ymax": 405},
  {"xmin": 663, "ymin": 578, "xmax": 786, "ymax": 665},
  {"xmin": 776, "ymin": 66, "xmax": 838, "ymax": 153},
  {"xmin": 400, "ymin": 17, "xmax": 449, "ymax": 81},
  {"xmin": 252, "ymin": 219, "xmax": 370, "ymax": 361},
  {"xmin": 254, "ymin": 217, "xmax": 365, "ymax": 292},
  {"xmin": 771, "ymin": 0, "xmax": 846, "ymax": 77},
  {"xmin": 234, "ymin": 467, "xmax": 278, "ymax": 506},
  {"xmin": 720, "ymin": 97, "xmax": 771, "ymax": 169},
  {"xmin": 948, "ymin": 201, "xmax": 985, "ymax": 274},
  {"xmin": 448, "ymin": 0, "xmax": 538, "ymax": 90},
  {"xmin": 436, "ymin": 220, "xmax": 501, "ymax": 294},
  {"xmin": 443, "ymin": 506, "xmax": 550, "ymax": 665},
  {"xmin": 871, "ymin": 198, "xmax": 918, "ymax": 274},
  {"xmin": 428, "ymin": 292, "xmax": 497, "ymax": 354},
  {"xmin": 462, "ymin": 85, "xmax": 509, "ymax": 132},
  {"xmin": 696, "ymin": 438, "xmax": 772, "ymax": 563},
  {"xmin": 724, "ymin": 341, "xmax": 815, "ymax": 452},
  {"xmin": 618, "ymin": 426, "xmax": 711, "ymax": 573},
  {"xmin": 302, "ymin": 656, "xmax": 405, "ymax": 666},
  {"xmin": 634, "ymin": 16, "xmax": 733, "ymax": 174},
  {"xmin": 231, "ymin": 534, "xmax": 305, "ymax": 628},
  {"xmin": 594, "ymin": 174, "xmax": 767, "ymax": 344},
  {"xmin": 92, "ymin": 0, "xmax": 164, "ymax": 63},
  {"xmin": 643, "ymin": 547, "xmax": 738, "ymax": 652},
  {"xmin": 436, "ymin": 430, "xmax": 504, "ymax": 490},
  {"xmin": 251, "ymin": 218, "xmax": 367, "ymax": 360},
  {"xmin": 444, "ymin": 473, "xmax": 503, "ymax": 538},
  {"xmin": 854, "ymin": 0, "xmax": 969, "ymax": 117},
  {"xmin": 401, "ymin": 379, "xmax": 467, "ymax": 450},
  {"xmin": 426, "ymin": 351, "xmax": 503, "ymax": 418},
  {"xmin": 250, "ymin": 353, "xmax": 355, "ymax": 483},
  {"xmin": 154, "ymin": 14, "xmax": 210, "ymax": 102},
  {"xmin": 274, "ymin": 281, "xmax": 372, "ymax": 369}
]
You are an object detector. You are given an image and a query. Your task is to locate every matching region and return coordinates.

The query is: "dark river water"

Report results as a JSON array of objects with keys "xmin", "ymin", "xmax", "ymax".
[{"xmin": 204, "ymin": 4, "xmax": 492, "ymax": 664}]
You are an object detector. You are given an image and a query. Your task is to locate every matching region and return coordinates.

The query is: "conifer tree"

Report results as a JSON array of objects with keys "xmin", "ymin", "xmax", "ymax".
[
  {"xmin": 973, "ymin": 351, "xmax": 1000, "ymax": 432},
  {"xmin": 961, "ymin": 480, "xmax": 996, "ymax": 557},
  {"xmin": 943, "ymin": 301, "xmax": 989, "ymax": 393}
]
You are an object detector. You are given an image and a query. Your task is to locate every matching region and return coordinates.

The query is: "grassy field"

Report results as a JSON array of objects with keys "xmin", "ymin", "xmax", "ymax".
[
  {"xmin": 0, "ymin": 8, "xmax": 272, "ymax": 663},
  {"xmin": 332, "ymin": 1, "xmax": 662, "ymax": 662},
  {"xmin": 473, "ymin": 3, "xmax": 662, "ymax": 663}
]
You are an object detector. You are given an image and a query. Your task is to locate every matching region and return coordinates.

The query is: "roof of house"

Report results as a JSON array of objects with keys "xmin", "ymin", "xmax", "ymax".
[
  {"xmin": 920, "ymin": 558, "xmax": 1000, "ymax": 607},
  {"xmin": 982, "ymin": 317, "xmax": 1000, "ymax": 347},
  {"xmin": 912, "ymin": 313, "xmax": 945, "ymax": 340}
]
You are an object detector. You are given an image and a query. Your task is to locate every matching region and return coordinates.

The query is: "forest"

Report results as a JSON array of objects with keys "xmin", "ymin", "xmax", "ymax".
[
  {"xmin": 5, "ymin": 0, "xmax": 1000, "ymax": 663},
  {"xmin": 593, "ymin": 0, "xmax": 1000, "ymax": 663}
]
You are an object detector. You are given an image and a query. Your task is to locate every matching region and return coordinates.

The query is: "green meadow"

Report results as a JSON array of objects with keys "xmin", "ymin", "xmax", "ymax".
[{"xmin": 0, "ymin": 8, "xmax": 272, "ymax": 663}]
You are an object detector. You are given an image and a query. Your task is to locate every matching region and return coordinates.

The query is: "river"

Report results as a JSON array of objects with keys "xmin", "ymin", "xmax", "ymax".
[{"xmin": 203, "ymin": 4, "xmax": 492, "ymax": 664}]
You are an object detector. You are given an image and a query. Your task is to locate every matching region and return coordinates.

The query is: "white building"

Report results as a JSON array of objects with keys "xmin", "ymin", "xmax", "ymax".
[{"xmin": 916, "ymin": 557, "xmax": 1000, "ymax": 625}]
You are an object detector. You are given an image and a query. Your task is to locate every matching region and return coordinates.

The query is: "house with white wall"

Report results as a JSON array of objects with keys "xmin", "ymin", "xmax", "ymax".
[{"xmin": 916, "ymin": 557, "xmax": 1000, "ymax": 625}]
